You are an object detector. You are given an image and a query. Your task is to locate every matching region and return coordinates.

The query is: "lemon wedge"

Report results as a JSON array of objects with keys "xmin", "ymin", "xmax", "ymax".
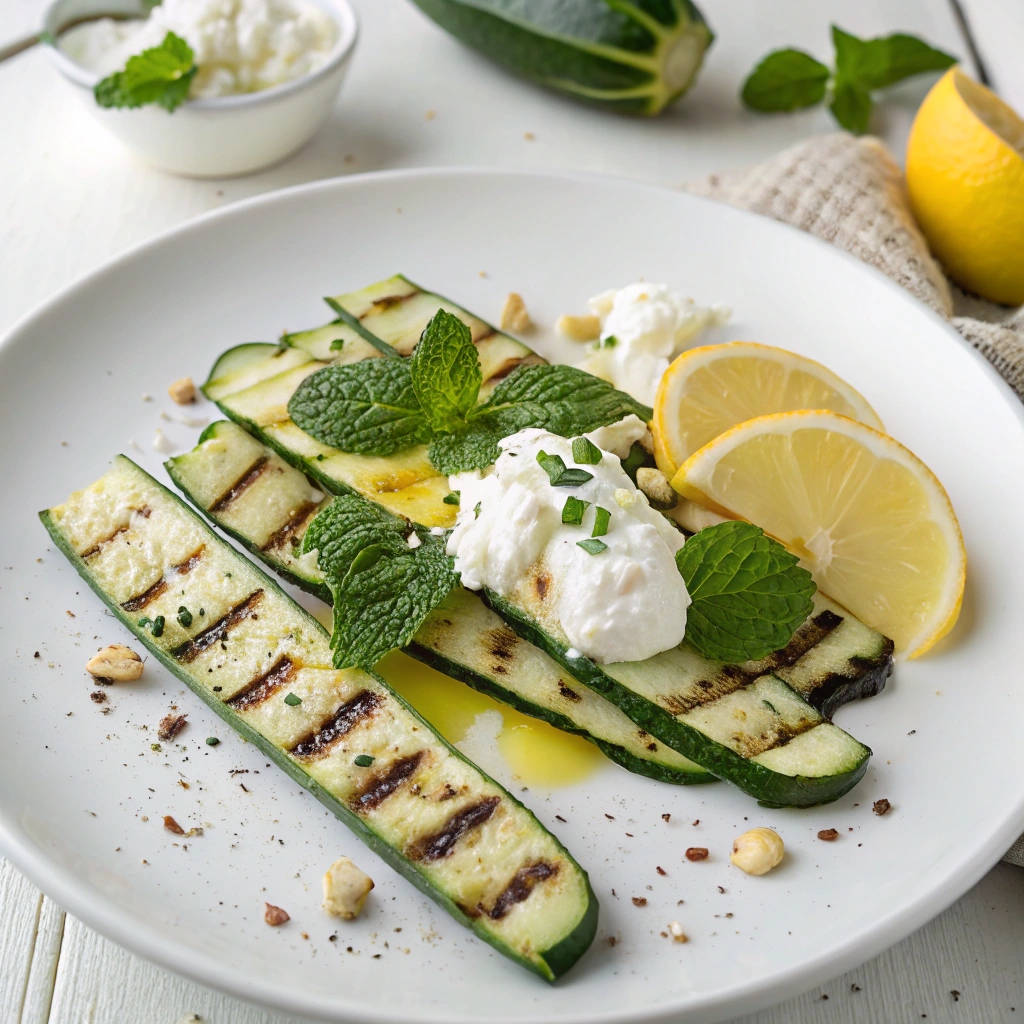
[
  {"xmin": 652, "ymin": 341, "xmax": 883, "ymax": 478},
  {"xmin": 672, "ymin": 410, "xmax": 965, "ymax": 658},
  {"xmin": 906, "ymin": 68, "xmax": 1024, "ymax": 305}
]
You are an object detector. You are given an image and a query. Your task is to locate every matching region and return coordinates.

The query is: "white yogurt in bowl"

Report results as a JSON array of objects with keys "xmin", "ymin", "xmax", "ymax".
[{"xmin": 43, "ymin": 0, "xmax": 357, "ymax": 176}]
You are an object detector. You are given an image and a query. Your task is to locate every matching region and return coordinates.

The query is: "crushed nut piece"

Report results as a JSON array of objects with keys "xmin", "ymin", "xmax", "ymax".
[
  {"xmin": 555, "ymin": 313, "xmax": 601, "ymax": 342},
  {"xmin": 656, "ymin": 865, "xmax": 667, "ymax": 876},
  {"xmin": 168, "ymin": 377, "xmax": 197, "ymax": 404},
  {"xmin": 90, "ymin": 691, "xmax": 108, "ymax": 704},
  {"xmin": 817, "ymin": 828, "xmax": 840, "ymax": 842},
  {"xmin": 500, "ymin": 292, "xmax": 533, "ymax": 333},
  {"xmin": 872, "ymin": 798, "xmax": 892, "ymax": 816},
  {"xmin": 264, "ymin": 903, "xmax": 290, "ymax": 926},
  {"xmin": 661, "ymin": 813, "xmax": 671, "ymax": 822},
  {"xmin": 631, "ymin": 896, "xmax": 647, "ymax": 907},
  {"xmin": 163, "ymin": 815, "xmax": 186, "ymax": 836},
  {"xmin": 685, "ymin": 847, "xmax": 709, "ymax": 862},
  {"xmin": 322, "ymin": 856, "xmax": 375, "ymax": 920},
  {"xmin": 158, "ymin": 713, "xmax": 188, "ymax": 741},
  {"xmin": 668, "ymin": 920, "xmax": 688, "ymax": 943},
  {"xmin": 86, "ymin": 644, "xmax": 143, "ymax": 682},
  {"xmin": 730, "ymin": 827, "xmax": 784, "ymax": 876},
  {"xmin": 636, "ymin": 467, "xmax": 678, "ymax": 510}
]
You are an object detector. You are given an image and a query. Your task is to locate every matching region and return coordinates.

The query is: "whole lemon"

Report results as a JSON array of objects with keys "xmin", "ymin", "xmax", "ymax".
[{"xmin": 906, "ymin": 68, "xmax": 1024, "ymax": 305}]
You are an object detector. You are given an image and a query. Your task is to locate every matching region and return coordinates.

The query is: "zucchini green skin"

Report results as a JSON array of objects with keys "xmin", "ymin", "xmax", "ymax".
[
  {"xmin": 408, "ymin": 0, "xmax": 713, "ymax": 116},
  {"xmin": 41, "ymin": 457, "xmax": 597, "ymax": 981},
  {"xmin": 484, "ymin": 590, "xmax": 872, "ymax": 808},
  {"xmin": 166, "ymin": 421, "xmax": 713, "ymax": 786}
]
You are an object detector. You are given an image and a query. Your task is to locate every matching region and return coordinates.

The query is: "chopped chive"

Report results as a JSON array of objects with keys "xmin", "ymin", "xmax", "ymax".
[
  {"xmin": 762, "ymin": 699, "xmax": 778, "ymax": 715},
  {"xmin": 137, "ymin": 616, "xmax": 151, "ymax": 628},
  {"xmin": 577, "ymin": 538, "xmax": 608, "ymax": 555},
  {"xmin": 316, "ymin": 454, "xmax": 325, "ymax": 461},
  {"xmin": 572, "ymin": 436, "xmax": 603, "ymax": 465},
  {"xmin": 592, "ymin": 506, "xmax": 611, "ymax": 537},
  {"xmin": 177, "ymin": 606, "xmax": 193, "ymax": 628},
  {"xmin": 442, "ymin": 492, "xmax": 461, "ymax": 506},
  {"xmin": 561, "ymin": 495, "xmax": 591, "ymax": 526},
  {"xmin": 206, "ymin": 736, "xmax": 220, "ymax": 746},
  {"xmin": 329, "ymin": 337, "xmax": 345, "ymax": 352},
  {"xmin": 600, "ymin": 335, "xmax": 618, "ymax": 349},
  {"xmin": 354, "ymin": 754, "xmax": 375, "ymax": 767},
  {"xmin": 474, "ymin": 501, "xmax": 482, "ymax": 519},
  {"xmin": 537, "ymin": 450, "xmax": 594, "ymax": 487},
  {"xmin": 283, "ymin": 692, "xmax": 302, "ymax": 706},
  {"xmin": 151, "ymin": 615, "xmax": 165, "ymax": 638}
]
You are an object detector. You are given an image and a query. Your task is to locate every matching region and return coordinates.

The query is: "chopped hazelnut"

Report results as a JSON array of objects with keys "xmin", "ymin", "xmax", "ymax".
[
  {"xmin": 872, "ymin": 798, "xmax": 892, "ymax": 816},
  {"xmin": 322, "ymin": 856, "xmax": 374, "ymax": 920},
  {"xmin": 86, "ymin": 644, "xmax": 143, "ymax": 682},
  {"xmin": 685, "ymin": 847, "xmax": 709, "ymax": 862},
  {"xmin": 555, "ymin": 314, "xmax": 601, "ymax": 342},
  {"xmin": 817, "ymin": 828, "xmax": 840, "ymax": 842},
  {"xmin": 168, "ymin": 377, "xmax": 197, "ymax": 404},
  {"xmin": 636, "ymin": 467, "xmax": 678, "ymax": 510},
  {"xmin": 264, "ymin": 903, "xmax": 290, "ymax": 926},
  {"xmin": 667, "ymin": 920, "xmax": 688, "ymax": 943},
  {"xmin": 158, "ymin": 713, "xmax": 188, "ymax": 741},
  {"xmin": 500, "ymin": 292, "xmax": 533, "ymax": 333},
  {"xmin": 730, "ymin": 827, "xmax": 784, "ymax": 875}
]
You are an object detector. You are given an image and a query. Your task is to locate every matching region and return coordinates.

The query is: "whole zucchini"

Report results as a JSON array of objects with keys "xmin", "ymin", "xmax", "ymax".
[{"xmin": 407, "ymin": 0, "xmax": 713, "ymax": 115}]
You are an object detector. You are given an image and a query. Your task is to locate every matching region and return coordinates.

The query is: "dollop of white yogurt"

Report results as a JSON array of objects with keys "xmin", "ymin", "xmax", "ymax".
[
  {"xmin": 579, "ymin": 282, "xmax": 730, "ymax": 405},
  {"xmin": 447, "ymin": 427, "xmax": 690, "ymax": 664},
  {"xmin": 59, "ymin": 0, "xmax": 337, "ymax": 99}
]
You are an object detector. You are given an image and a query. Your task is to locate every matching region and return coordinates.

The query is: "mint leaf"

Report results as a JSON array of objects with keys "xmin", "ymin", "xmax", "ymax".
[
  {"xmin": 832, "ymin": 25, "xmax": 955, "ymax": 91},
  {"xmin": 410, "ymin": 310, "xmax": 482, "ymax": 433},
  {"xmin": 741, "ymin": 49, "xmax": 830, "ymax": 112},
  {"xmin": 428, "ymin": 423, "xmax": 504, "ymax": 474},
  {"xmin": 829, "ymin": 75, "xmax": 873, "ymax": 134},
  {"xmin": 482, "ymin": 365, "xmax": 653, "ymax": 434},
  {"xmin": 577, "ymin": 538, "xmax": 608, "ymax": 555},
  {"xmin": 288, "ymin": 358, "xmax": 434, "ymax": 456},
  {"xmin": 94, "ymin": 31, "xmax": 197, "ymax": 113},
  {"xmin": 536, "ymin": 451, "xmax": 594, "ymax": 487},
  {"xmin": 561, "ymin": 496, "xmax": 590, "ymax": 525},
  {"xmin": 302, "ymin": 495, "xmax": 459, "ymax": 669},
  {"xmin": 572, "ymin": 436, "xmax": 603, "ymax": 465},
  {"xmin": 676, "ymin": 521, "xmax": 816, "ymax": 663},
  {"xmin": 591, "ymin": 506, "xmax": 611, "ymax": 537}
]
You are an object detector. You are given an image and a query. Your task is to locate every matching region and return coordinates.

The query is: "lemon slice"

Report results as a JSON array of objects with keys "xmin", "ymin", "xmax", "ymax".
[
  {"xmin": 906, "ymin": 68, "xmax": 1024, "ymax": 305},
  {"xmin": 652, "ymin": 342, "xmax": 883, "ymax": 478},
  {"xmin": 672, "ymin": 410, "xmax": 965, "ymax": 658}
]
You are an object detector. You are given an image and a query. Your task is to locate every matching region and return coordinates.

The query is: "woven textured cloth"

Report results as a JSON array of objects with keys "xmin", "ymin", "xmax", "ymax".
[{"xmin": 685, "ymin": 133, "xmax": 1024, "ymax": 867}]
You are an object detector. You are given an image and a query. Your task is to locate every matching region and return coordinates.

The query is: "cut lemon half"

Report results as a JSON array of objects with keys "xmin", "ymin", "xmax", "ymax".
[
  {"xmin": 652, "ymin": 342, "xmax": 883, "ymax": 478},
  {"xmin": 671, "ymin": 410, "xmax": 965, "ymax": 658}
]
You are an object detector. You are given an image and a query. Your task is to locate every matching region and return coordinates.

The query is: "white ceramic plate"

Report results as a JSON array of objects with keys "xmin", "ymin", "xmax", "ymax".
[{"xmin": 2, "ymin": 169, "xmax": 1023, "ymax": 1024}]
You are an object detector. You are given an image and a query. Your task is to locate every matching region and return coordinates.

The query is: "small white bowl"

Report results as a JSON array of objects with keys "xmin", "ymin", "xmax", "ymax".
[{"xmin": 43, "ymin": 0, "xmax": 357, "ymax": 177}]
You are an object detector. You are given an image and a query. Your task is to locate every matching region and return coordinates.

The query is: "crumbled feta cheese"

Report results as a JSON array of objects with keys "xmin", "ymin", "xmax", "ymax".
[
  {"xmin": 59, "ymin": 0, "xmax": 338, "ymax": 99},
  {"xmin": 406, "ymin": 531, "xmax": 422, "ymax": 549},
  {"xmin": 322, "ymin": 856, "xmax": 373, "ymax": 920},
  {"xmin": 447, "ymin": 428, "xmax": 690, "ymax": 664},
  {"xmin": 579, "ymin": 282, "xmax": 730, "ymax": 404},
  {"xmin": 584, "ymin": 414, "xmax": 651, "ymax": 460}
]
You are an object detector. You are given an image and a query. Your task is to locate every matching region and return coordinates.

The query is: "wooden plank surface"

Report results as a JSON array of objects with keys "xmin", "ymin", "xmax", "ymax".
[{"xmin": 0, "ymin": 1, "xmax": 1020, "ymax": 1022}]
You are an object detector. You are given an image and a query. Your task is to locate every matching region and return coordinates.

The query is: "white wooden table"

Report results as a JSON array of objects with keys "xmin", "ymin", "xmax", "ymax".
[{"xmin": 1, "ymin": 1, "xmax": 1021, "ymax": 1021}]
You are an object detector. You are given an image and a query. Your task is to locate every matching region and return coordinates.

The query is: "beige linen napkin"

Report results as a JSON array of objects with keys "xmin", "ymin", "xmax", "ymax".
[{"xmin": 685, "ymin": 133, "xmax": 1024, "ymax": 867}]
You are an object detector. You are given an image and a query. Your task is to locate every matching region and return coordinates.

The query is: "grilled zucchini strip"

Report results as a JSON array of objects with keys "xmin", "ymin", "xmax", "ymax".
[{"xmin": 41, "ymin": 456, "xmax": 597, "ymax": 981}]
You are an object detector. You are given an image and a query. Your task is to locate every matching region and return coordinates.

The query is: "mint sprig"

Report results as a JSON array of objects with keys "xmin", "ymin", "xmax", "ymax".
[
  {"xmin": 676, "ymin": 521, "xmax": 816, "ymax": 663},
  {"xmin": 288, "ymin": 309, "xmax": 652, "ymax": 475},
  {"xmin": 94, "ymin": 31, "xmax": 197, "ymax": 113},
  {"xmin": 302, "ymin": 495, "xmax": 459, "ymax": 669},
  {"xmin": 741, "ymin": 25, "xmax": 956, "ymax": 133}
]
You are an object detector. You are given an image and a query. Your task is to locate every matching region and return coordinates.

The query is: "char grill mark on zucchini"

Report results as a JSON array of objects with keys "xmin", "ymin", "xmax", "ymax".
[
  {"xmin": 81, "ymin": 504, "xmax": 151, "ymax": 558},
  {"xmin": 290, "ymin": 690, "xmax": 383, "ymax": 760},
  {"xmin": 355, "ymin": 751, "xmax": 425, "ymax": 810},
  {"xmin": 121, "ymin": 547, "xmax": 204, "ymax": 612},
  {"xmin": 209, "ymin": 456, "xmax": 270, "ymax": 512},
  {"xmin": 42, "ymin": 457, "xmax": 597, "ymax": 980},
  {"xmin": 226, "ymin": 654, "xmax": 297, "ymax": 711},
  {"xmin": 485, "ymin": 587, "xmax": 872, "ymax": 807},
  {"xmin": 168, "ymin": 421, "xmax": 716, "ymax": 785}
]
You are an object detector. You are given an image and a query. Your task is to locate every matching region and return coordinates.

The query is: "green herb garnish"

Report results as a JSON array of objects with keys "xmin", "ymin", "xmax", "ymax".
[
  {"xmin": 151, "ymin": 743, "xmax": 161, "ymax": 752},
  {"xmin": 537, "ymin": 451, "xmax": 594, "ymax": 487},
  {"xmin": 571, "ymin": 436, "xmax": 603, "ymax": 465},
  {"xmin": 283, "ymin": 693, "xmax": 302, "ymax": 706},
  {"xmin": 329, "ymin": 337, "xmax": 345, "ymax": 352},
  {"xmin": 561, "ymin": 495, "xmax": 591, "ymax": 526},
  {"xmin": 591, "ymin": 506, "xmax": 611, "ymax": 538},
  {"xmin": 577, "ymin": 538, "xmax": 608, "ymax": 555},
  {"xmin": 301, "ymin": 494, "xmax": 459, "ymax": 670},
  {"xmin": 354, "ymin": 754, "xmax": 375, "ymax": 767},
  {"xmin": 288, "ymin": 310, "xmax": 651, "ymax": 475},
  {"xmin": 741, "ymin": 25, "xmax": 956, "ymax": 133},
  {"xmin": 177, "ymin": 606, "xmax": 193, "ymax": 628},
  {"xmin": 94, "ymin": 31, "xmax": 198, "ymax": 114},
  {"xmin": 151, "ymin": 615, "xmax": 165, "ymax": 638},
  {"xmin": 442, "ymin": 491, "xmax": 461, "ymax": 506},
  {"xmin": 676, "ymin": 521, "xmax": 816, "ymax": 663},
  {"xmin": 473, "ymin": 501, "xmax": 482, "ymax": 519},
  {"xmin": 206, "ymin": 737, "xmax": 220, "ymax": 746}
]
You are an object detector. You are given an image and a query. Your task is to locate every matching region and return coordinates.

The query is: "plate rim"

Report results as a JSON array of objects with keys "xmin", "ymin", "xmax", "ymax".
[{"xmin": 2, "ymin": 165, "xmax": 1023, "ymax": 1024}]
